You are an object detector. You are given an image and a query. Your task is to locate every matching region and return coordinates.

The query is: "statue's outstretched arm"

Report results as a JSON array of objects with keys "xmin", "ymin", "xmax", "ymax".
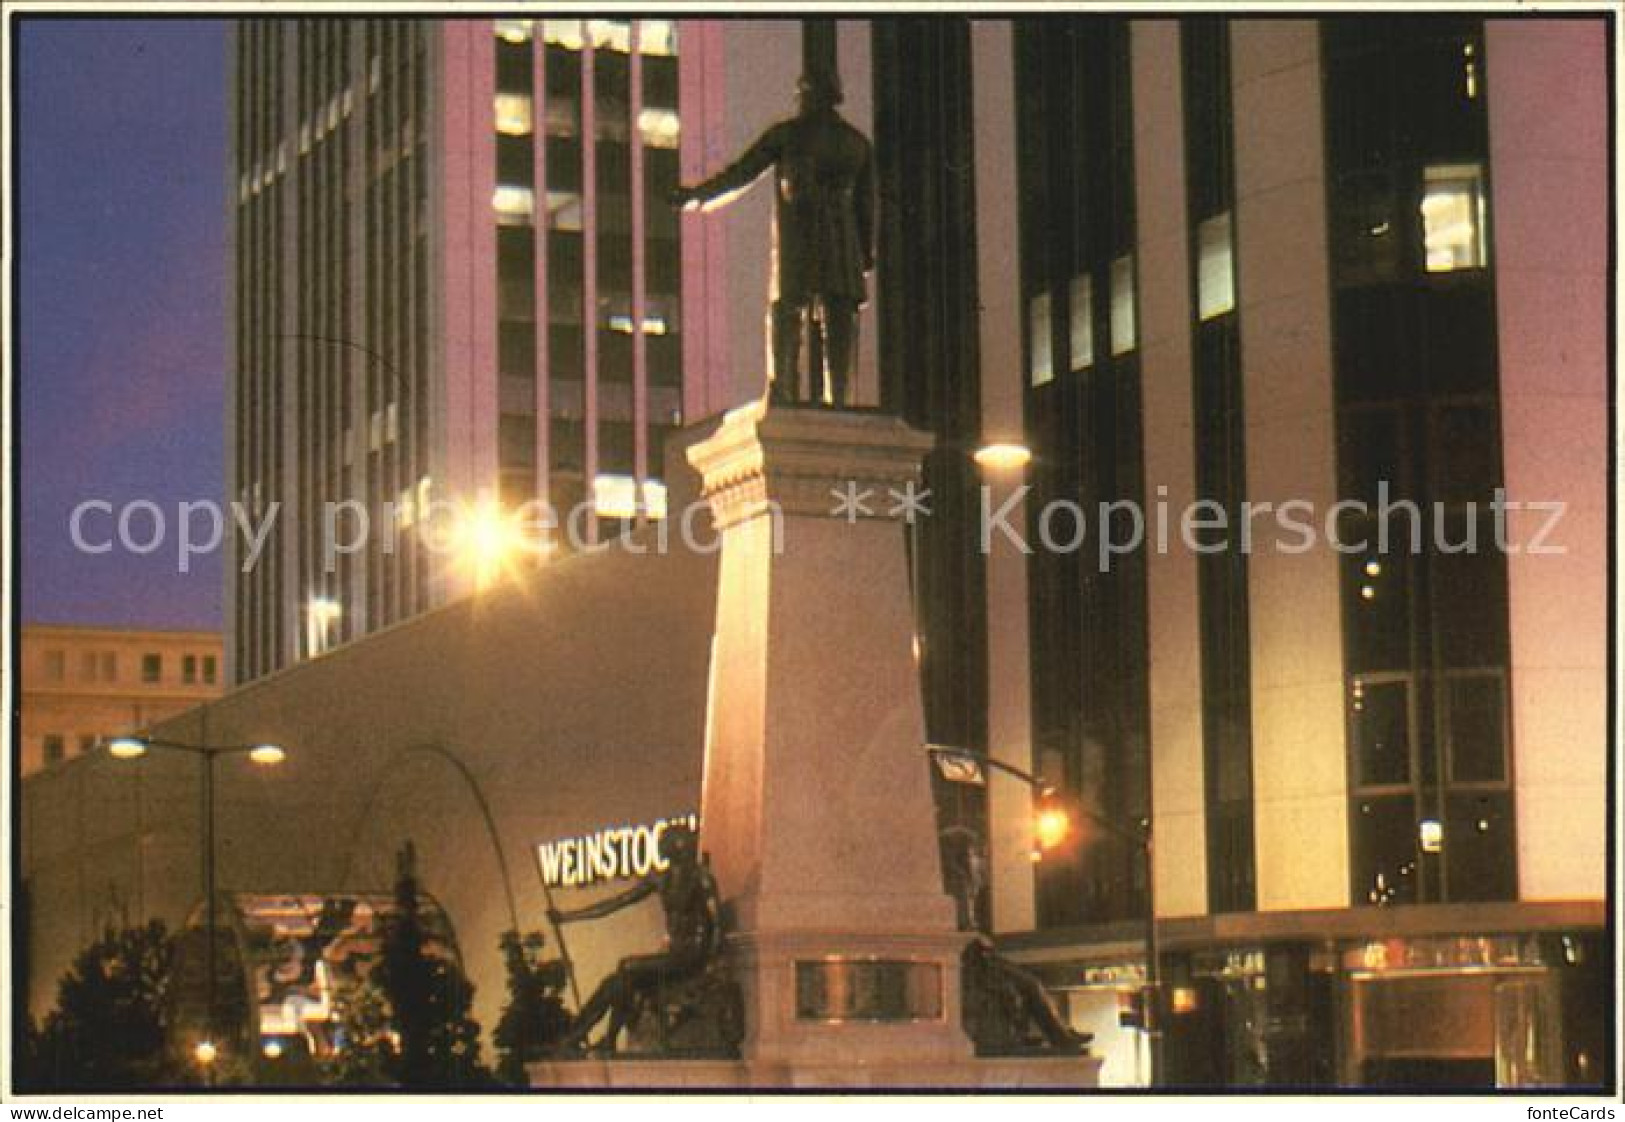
[
  {"xmin": 550, "ymin": 877, "xmax": 657, "ymax": 924},
  {"xmin": 675, "ymin": 125, "xmax": 784, "ymax": 210}
]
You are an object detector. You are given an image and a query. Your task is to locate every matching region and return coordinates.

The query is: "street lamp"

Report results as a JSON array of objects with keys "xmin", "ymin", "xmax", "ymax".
[
  {"xmin": 1064, "ymin": 802, "xmax": 1161, "ymax": 1087},
  {"xmin": 928, "ymin": 743, "xmax": 1162, "ymax": 1086},
  {"xmin": 972, "ymin": 441, "xmax": 1033, "ymax": 471},
  {"xmin": 926, "ymin": 743, "xmax": 1069, "ymax": 857},
  {"xmin": 105, "ymin": 733, "xmax": 287, "ymax": 1083}
]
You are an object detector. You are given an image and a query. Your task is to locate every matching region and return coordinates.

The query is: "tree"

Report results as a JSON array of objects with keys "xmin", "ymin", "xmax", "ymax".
[
  {"xmin": 324, "ymin": 970, "xmax": 396, "ymax": 1086},
  {"xmin": 21, "ymin": 920, "xmax": 185, "ymax": 1091},
  {"xmin": 492, "ymin": 930, "xmax": 572, "ymax": 1084},
  {"xmin": 369, "ymin": 841, "xmax": 491, "ymax": 1088}
]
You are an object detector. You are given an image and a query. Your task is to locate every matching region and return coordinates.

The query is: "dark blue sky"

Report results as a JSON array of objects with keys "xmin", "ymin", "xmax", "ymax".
[{"xmin": 20, "ymin": 19, "xmax": 229, "ymax": 630}]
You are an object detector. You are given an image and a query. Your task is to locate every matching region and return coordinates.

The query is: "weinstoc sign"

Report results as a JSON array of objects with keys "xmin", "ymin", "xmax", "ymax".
[{"xmin": 536, "ymin": 813, "xmax": 698, "ymax": 888}]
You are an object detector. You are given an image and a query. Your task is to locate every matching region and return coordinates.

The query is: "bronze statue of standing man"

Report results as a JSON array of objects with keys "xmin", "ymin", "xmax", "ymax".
[{"xmin": 671, "ymin": 73, "xmax": 875, "ymax": 408}]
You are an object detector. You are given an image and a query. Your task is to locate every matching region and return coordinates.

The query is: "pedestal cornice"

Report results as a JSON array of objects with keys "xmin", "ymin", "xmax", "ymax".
[{"xmin": 686, "ymin": 399, "xmax": 936, "ymax": 527}]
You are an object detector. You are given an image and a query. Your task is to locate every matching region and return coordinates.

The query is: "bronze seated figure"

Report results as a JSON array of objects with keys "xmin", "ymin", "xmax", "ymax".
[{"xmin": 548, "ymin": 824, "xmax": 740, "ymax": 1057}]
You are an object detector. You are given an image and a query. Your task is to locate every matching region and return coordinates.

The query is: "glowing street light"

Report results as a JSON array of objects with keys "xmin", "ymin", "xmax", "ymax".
[
  {"xmin": 107, "ymin": 735, "xmax": 149, "ymax": 760},
  {"xmin": 249, "ymin": 743, "xmax": 287, "ymax": 766},
  {"xmin": 1034, "ymin": 803, "xmax": 1072, "ymax": 851},
  {"xmin": 107, "ymin": 732, "xmax": 288, "ymax": 1084},
  {"xmin": 451, "ymin": 499, "xmax": 543, "ymax": 592},
  {"xmin": 973, "ymin": 441, "xmax": 1033, "ymax": 471}
]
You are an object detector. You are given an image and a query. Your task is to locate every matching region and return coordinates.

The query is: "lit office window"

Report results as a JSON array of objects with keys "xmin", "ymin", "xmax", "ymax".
[
  {"xmin": 493, "ymin": 185, "xmax": 536, "ymax": 226},
  {"xmin": 1197, "ymin": 211, "xmax": 1236, "ymax": 320},
  {"xmin": 641, "ymin": 479, "xmax": 669, "ymax": 520},
  {"xmin": 1028, "ymin": 292, "xmax": 1054, "ymax": 387},
  {"xmin": 542, "ymin": 20, "xmax": 585, "ymax": 50},
  {"xmin": 494, "ymin": 18, "xmax": 533, "ymax": 44},
  {"xmin": 587, "ymin": 20, "xmax": 633, "ymax": 53},
  {"xmin": 494, "ymin": 94, "xmax": 532, "ymax": 137},
  {"xmin": 1068, "ymin": 274, "xmax": 1094, "ymax": 371},
  {"xmin": 638, "ymin": 107, "xmax": 680, "ymax": 149},
  {"xmin": 546, "ymin": 191, "xmax": 583, "ymax": 232},
  {"xmin": 639, "ymin": 21, "xmax": 679, "ymax": 56},
  {"xmin": 592, "ymin": 474, "xmax": 639, "ymax": 519},
  {"xmin": 1420, "ymin": 163, "xmax": 1488, "ymax": 272},
  {"xmin": 1110, "ymin": 254, "xmax": 1137, "ymax": 355},
  {"xmin": 307, "ymin": 598, "xmax": 342, "ymax": 658}
]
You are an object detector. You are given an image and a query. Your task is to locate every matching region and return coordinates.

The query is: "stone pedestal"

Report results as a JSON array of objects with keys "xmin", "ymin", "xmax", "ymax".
[
  {"xmin": 530, "ymin": 401, "xmax": 1102, "ymax": 1089},
  {"xmin": 686, "ymin": 400, "xmax": 972, "ymax": 1076}
]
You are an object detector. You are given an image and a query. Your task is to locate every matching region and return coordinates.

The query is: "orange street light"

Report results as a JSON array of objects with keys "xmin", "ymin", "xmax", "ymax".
[{"xmin": 1035, "ymin": 803, "xmax": 1072, "ymax": 851}]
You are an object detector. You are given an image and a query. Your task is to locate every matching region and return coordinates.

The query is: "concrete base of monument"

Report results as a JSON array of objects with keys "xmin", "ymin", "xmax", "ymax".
[{"xmin": 528, "ymin": 1053, "xmax": 1104, "ymax": 1090}]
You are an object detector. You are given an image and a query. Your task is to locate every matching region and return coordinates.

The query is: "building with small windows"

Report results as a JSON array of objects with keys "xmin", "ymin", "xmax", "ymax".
[
  {"xmin": 18, "ymin": 625, "xmax": 223, "ymax": 776},
  {"xmin": 229, "ymin": 18, "xmax": 746, "ymax": 683},
  {"xmin": 20, "ymin": 13, "xmax": 1611, "ymax": 1092}
]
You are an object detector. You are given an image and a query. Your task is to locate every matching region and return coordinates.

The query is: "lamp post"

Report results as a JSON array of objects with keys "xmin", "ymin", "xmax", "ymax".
[
  {"xmin": 1068, "ymin": 802, "xmax": 1160, "ymax": 1087},
  {"xmin": 927, "ymin": 744, "xmax": 1161, "ymax": 1086},
  {"xmin": 106, "ymin": 734, "xmax": 286, "ymax": 1084}
]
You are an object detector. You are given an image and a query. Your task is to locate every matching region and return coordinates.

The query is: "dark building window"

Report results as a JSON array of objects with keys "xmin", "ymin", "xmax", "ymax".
[
  {"xmin": 1323, "ymin": 16, "xmax": 1515, "ymax": 906},
  {"xmin": 1015, "ymin": 18, "xmax": 1150, "ymax": 928},
  {"xmin": 1182, "ymin": 18, "xmax": 1255, "ymax": 914},
  {"xmin": 43, "ymin": 735, "xmax": 65, "ymax": 766},
  {"xmin": 183, "ymin": 655, "xmax": 198, "ymax": 684},
  {"xmin": 141, "ymin": 654, "xmax": 162, "ymax": 683}
]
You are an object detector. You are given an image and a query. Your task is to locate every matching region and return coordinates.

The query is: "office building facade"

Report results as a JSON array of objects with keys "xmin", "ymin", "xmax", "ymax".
[
  {"xmin": 972, "ymin": 16, "xmax": 1608, "ymax": 1087},
  {"xmin": 229, "ymin": 18, "xmax": 737, "ymax": 681}
]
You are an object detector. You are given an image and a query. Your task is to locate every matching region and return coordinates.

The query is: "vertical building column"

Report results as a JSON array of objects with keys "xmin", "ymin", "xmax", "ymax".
[
  {"xmin": 1131, "ymin": 19, "xmax": 1207, "ymax": 920},
  {"xmin": 581, "ymin": 39, "xmax": 599, "ymax": 534},
  {"xmin": 347, "ymin": 24, "xmax": 371, "ymax": 638},
  {"xmin": 630, "ymin": 28, "xmax": 649, "ymax": 487},
  {"xmin": 677, "ymin": 20, "xmax": 732, "ymax": 422},
  {"xmin": 223, "ymin": 26, "xmax": 242, "ymax": 684},
  {"xmin": 1230, "ymin": 20, "xmax": 1348, "ymax": 910},
  {"xmin": 837, "ymin": 20, "xmax": 880, "ymax": 409},
  {"xmin": 432, "ymin": 21, "xmax": 499, "ymax": 595},
  {"xmin": 277, "ymin": 22, "xmax": 303, "ymax": 671},
  {"xmin": 802, "ymin": 18, "xmax": 836, "ymax": 83},
  {"xmin": 1485, "ymin": 20, "xmax": 1608, "ymax": 901},
  {"xmin": 971, "ymin": 20, "xmax": 1036, "ymax": 936},
  {"xmin": 531, "ymin": 32, "xmax": 552, "ymax": 520}
]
